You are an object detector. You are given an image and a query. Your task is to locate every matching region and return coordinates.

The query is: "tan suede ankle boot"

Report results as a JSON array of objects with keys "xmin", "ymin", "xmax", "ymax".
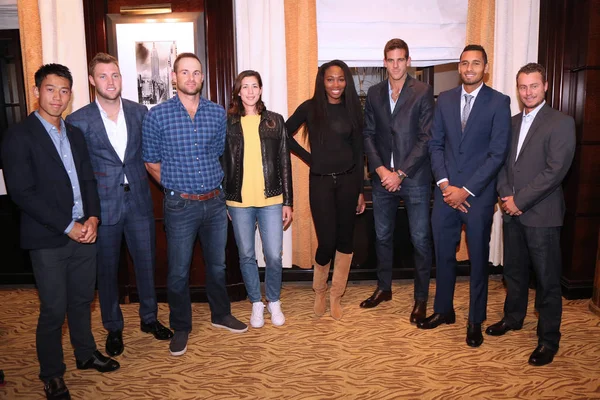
[
  {"xmin": 330, "ymin": 251, "xmax": 353, "ymax": 320},
  {"xmin": 312, "ymin": 262, "xmax": 330, "ymax": 316}
]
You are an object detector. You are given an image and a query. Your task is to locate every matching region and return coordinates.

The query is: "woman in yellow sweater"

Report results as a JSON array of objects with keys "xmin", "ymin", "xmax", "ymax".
[{"xmin": 223, "ymin": 70, "xmax": 293, "ymax": 328}]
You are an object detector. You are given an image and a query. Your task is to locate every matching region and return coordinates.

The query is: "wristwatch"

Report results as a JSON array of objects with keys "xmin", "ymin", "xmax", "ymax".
[{"xmin": 396, "ymin": 171, "xmax": 407, "ymax": 182}]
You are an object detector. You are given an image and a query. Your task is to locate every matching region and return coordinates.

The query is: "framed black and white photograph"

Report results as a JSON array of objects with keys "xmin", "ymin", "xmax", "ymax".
[{"xmin": 106, "ymin": 12, "xmax": 207, "ymax": 107}]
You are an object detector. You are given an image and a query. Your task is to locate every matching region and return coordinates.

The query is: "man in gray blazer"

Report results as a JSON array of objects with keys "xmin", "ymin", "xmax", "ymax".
[
  {"xmin": 361, "ymin": 38, "xmax": 434, "ymax": 323},
  {"xmin": 66, "ymin": 53, "xmax": 172, "ymax": 357},
  {"xmin": 487, "ymin": 63, "xmax": 576, "ymax": 366}
]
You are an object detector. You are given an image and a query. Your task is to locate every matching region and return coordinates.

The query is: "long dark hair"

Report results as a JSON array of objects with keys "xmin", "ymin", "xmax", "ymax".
[
  {"xmin": 228, "ymin": 70, "xmax": 266, "ymax": 117},
  {"xmin": 307, "ymin": 59, "xmax": 363, "ymax": 142}
]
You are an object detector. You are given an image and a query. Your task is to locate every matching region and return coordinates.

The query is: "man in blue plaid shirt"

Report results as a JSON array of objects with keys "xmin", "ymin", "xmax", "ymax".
[{"xmin": 143, "ymin": 53, "xmax": 248, "ymax": 357}]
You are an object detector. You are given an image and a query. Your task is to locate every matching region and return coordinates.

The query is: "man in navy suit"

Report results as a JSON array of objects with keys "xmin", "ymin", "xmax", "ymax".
[
  {"xmin": 67, "ymin": 53, "xmax": 172, "ymax": 358},
  {"xmin": 2, "ymin": 63, "xmax": 119, "ymax": 400},
  {"xmin": 417, "ymin": 45, "xmax": 511, "ymax": 348}
]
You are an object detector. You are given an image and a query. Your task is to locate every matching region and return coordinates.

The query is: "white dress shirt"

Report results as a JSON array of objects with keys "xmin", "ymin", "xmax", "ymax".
[
  {"xmin": 515, "ymin": 100, "xmax": 545, "ymax": 161},
  {"xmin": 96, "ymin": 98, "xmax": 128, "ymax": 183},
  {"xmin": 436, "ymin": 82, "xmax": 485, "ymax": 196}
]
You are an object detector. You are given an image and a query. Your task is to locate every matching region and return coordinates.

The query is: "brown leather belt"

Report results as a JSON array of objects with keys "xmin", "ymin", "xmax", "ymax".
[{"xmin": 166, "ymin": 188, "xmax": 220, "ymax": 201}]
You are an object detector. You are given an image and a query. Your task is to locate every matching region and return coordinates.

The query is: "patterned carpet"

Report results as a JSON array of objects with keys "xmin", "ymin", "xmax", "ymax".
[{"xmin": 1, "ymin": 278, "xmax": 599, "ymax": 399}]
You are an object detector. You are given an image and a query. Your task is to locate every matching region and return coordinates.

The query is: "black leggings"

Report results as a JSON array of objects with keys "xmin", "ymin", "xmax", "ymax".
[{"xmin": 309, "ymin": 172, "xmax": 359, "ymax": 266}]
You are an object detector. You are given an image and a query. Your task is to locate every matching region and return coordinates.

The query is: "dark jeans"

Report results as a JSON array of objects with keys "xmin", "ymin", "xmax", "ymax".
[
  {"xmin": 503, "ymin": 217, "xmax": 562, "ymax": 351},
  {"xmin": 163, "ymin": 190, "xmax": 231, "ymax": 332},
  {"xmin": 97, "ymin": 190, "xmax": 157, "ymax": 332},
  {"xmin": 309, "ymin": 172, "xmax": 359, "ymax": 266},
  {"xmin": 372, "ymin": 180, "xmax": 433, "ymax": 300},
  {"xmin": 30, "ymin": 240, "xmax": 97, "ymax": 382}
]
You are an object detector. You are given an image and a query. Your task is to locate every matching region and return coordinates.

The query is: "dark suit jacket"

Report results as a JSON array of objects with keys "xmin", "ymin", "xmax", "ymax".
[
  {"xmin": 1, "ymin": 113, "xmax": 100, "ymax": 249},
  {"xmin": 66, "ymin": 99, "xmax": 153, "ymax": 225},
  {"xmin": 429, "ymin": 84, "xmax": 512, "ymax": 206},
  {"xmin": 497, "ymin": 103, "xmax": 575, "ymax": 227},
  {"xmin": 363, "ymin": 75, "xmax": 434, "ymax": 186}
]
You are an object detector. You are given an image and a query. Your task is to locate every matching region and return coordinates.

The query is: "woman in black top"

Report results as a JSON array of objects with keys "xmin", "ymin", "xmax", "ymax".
[{"xmin": 286, "ymin": 59, "xmax": 365, "ymax": 320}]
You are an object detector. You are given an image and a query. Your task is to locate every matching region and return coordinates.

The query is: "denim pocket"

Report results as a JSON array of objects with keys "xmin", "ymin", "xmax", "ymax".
[{"xmin": 164, "ymin": 197, "xmax": 188, "ymax": 211}]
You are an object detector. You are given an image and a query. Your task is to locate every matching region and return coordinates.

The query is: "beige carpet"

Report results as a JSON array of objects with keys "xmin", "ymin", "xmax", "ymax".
[{"xmin": 1, "ymin": 278, "xmax": 599, "ymax": 399}]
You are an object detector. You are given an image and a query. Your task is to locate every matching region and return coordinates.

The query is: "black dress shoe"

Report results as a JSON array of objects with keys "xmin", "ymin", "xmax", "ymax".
[
  {"xmin": 141, "ymin": 320, "xmax": 174, "ymax": 340},
  {"xmin": 76, "ymin": 350, "xmax": 120, "ymax": 373},
  {"xmin": 44, "ymin": 377, "xmax": 71, "ymax": 400},
  {"xmin": 485, "ymin": 319, "xmax": 521, "ymax": 336},
  {"xmin": 105, "ymin": 330, "xmax": 124, "ymax": 356},
  {"xmin": 359, "ymin": 288, "xmax": 392, "ymax": 308},
  {"xmin": 409, "ymin": 300, "xmax": 427, "ymax": 324},
  {"xmin": 416, "ymin": 312, "xmax": 456, "ymax": 329},
  {"xmin": 466, "ymin": 322, "xmax": 483, "ymax": 347},
  {"xmin": 528, "ymin": 345, "xmax": 556, "ymax": 366}
]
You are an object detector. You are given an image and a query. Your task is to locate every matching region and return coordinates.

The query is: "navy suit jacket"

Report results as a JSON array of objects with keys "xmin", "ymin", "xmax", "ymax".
[
  {"xmin": 363, "ymin": 74, "xmax": 434, "ymax": 186},
  {"xmin": 1, "ymin": 113, "xmax": 100, "ymax": 249},
  {"xmin": 429, "ymin": 84, "xmax": 512, "ymax": 206},
  {"xmin": 66, "ymin": 99, "xmax": 153, "ymax": 225}
]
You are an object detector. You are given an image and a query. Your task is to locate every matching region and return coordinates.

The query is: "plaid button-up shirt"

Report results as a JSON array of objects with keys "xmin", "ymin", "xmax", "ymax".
[{"xmin": 143, "ymin": 95, "xmax": 227, "ymax": 194}]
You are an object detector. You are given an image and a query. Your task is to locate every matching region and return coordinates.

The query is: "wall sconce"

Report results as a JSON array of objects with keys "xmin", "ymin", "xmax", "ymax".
[{"xmin": 120, "ymin": 3, "xmax": 172, "ymax": 15}]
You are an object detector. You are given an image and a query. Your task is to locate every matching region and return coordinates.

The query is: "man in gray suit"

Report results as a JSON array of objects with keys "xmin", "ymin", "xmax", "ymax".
[
  {"xmin": 361, "ymin": 38, "xmax": 434, "ymax": 323},
  {"xmin": 67, "ymin": 53, "xmax": 172, "ymax": 357},
  {"xmin": 487, "ymin": 63, "xmax": 576, "ymax": 366}
]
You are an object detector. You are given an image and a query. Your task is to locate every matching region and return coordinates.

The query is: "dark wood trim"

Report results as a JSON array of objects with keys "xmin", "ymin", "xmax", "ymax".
[{"xmin": 204, "ymin": 0, "xmax": 235, "ymax": 107}]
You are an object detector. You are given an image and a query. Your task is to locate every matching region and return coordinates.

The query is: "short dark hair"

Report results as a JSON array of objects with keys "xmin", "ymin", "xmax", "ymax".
[
  {"xmin": 173, "ymin": 53, "xmax": 201, "ymax": 73},
  {"xmin": 89, "ymin": 52, "xmax": 119, "ymax": 76},
  {"xmin": 228, "ymin": 70, "xmax": 266, "ymax": 117},
  {"xmin": 516, "ymin": 62, "xmax": 547, "ymax": 83},
  {"xmin": 461, "ymin": 44, "xmax": 488, "ymax": 65},
  {"xmin": 34, "ymin": 63, "xmax": 73, "ymax": 89},
  {"xmin": 383, "ymin": 38, "xmax": 410, "ymax": 59}
]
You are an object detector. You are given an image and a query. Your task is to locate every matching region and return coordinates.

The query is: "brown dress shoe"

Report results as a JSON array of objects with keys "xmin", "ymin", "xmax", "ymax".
[
  {"xmin": 359, "ymin": 288, "xmax": 392, "ymax": 308},
  {"xmin": 409, "ymin": 300, "xmax": 427, "ymax": 323},
  {"xmin": 44, "ymin": 376, "xmax": 71, "ymax": 400}
]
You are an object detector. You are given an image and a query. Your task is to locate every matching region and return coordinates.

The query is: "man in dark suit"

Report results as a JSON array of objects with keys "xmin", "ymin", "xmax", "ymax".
[
  {"xmin": 1, "ymin": 64, "xmax": 119, "ymax": 400},
  {"xmin": 66, "ymin": 53, "xmax": 172, "ymax": 357},
  {"xmin": 361, "ymin": 38, "xmax": 434, "ymax": 323},
  {"xmin": 486, "ymin": 63, "xmax": 575, "ymax": 366},
  {"xmin": 418, "ymin": 45, "xmax": 511, "ymax": 348}
]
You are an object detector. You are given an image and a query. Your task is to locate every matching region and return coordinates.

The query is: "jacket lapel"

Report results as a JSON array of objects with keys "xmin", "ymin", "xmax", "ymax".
[
  {"xmin": 449, "ymin": 86, "xmax": 462, "ymax": 140},
  {"xmin": 122, "ymin": 100, "xmax": 134, "ymax": 161},
  {"xmin": 380, "ymin": 82, "xmax": 392, "ymax": 116},
  {"xmin": 29, "ymin": 114, "xmax": 65, "ymax": 168},
  {"xmin": 89, "ymin": 102, "xmax": 122, "ymax": 162},
  {"xmin": 515, "ymin": 104, "xmax": 549, "ymax": 163},
  {"xmin": 391, "ymin": 76, "xmax": 413, "ymax": 118},
  {"xmin": 511, "ymin": 115, "xmax": 523, "ymax": 164}
]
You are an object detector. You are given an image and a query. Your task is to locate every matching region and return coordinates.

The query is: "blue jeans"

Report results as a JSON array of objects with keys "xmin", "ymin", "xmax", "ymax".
[
  {"xmin": 228, "ymin": 204, "xmax": 283, "ymax": 303},
  {"xmin": 163, "ymin": 190, "xmax": 231, "ymax": 332},
  {"xmin": 372, "ymin": 180, "xmax": 433, "ymax": 300}
]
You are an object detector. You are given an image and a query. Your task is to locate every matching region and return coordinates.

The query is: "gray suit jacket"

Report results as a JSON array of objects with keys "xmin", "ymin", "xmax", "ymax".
[
  {"xmin": 363, "ymin": 74, "xmax": 434, "ymax": 186},
  {"xmin": 497, "ymin": 103, "xmax": 576, "ymax": 227},
  {"xmin": 66, "ymin": 99, "xmax": 153, "ymax": 225}
]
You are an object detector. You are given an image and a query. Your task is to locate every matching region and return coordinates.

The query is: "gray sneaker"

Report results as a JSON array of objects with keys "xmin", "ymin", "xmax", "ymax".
[
  {"xmin": 169, "ymin": 331, "xmax": 189, "ymax": 356},
  {"xmin": 211, "ymin": 314, "xmax": 248, "ymax": 333}
]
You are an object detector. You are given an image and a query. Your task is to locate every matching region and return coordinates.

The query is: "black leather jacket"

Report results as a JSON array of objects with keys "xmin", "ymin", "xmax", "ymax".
[{"xmin": 223, "ymin": 110, "xmax": 293, "ymax": 207}]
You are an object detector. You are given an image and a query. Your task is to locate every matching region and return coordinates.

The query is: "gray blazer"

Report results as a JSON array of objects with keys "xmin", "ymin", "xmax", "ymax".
[
  {"xmin": 363, "ymin": 74, "xmax": 434, "ymax": 186},
  {"xmin": 66, "ymin": 99, "xmax": 153, "ymax": 226},
  {"xmin": 497, "ymin": 103, "xmax": 576, "ymax": 227}
]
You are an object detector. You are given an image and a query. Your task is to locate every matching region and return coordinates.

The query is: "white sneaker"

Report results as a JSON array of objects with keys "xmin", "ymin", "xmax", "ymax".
[
  {"xmin": 267, "ymin": 300, "xmax": 285, "ymax": 326},
  {"xmin": 250, "ymin": 302, "xmax": 265, "ymax": 328}
]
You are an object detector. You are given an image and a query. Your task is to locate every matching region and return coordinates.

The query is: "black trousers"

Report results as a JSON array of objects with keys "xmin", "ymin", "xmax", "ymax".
[
  {"xmin": 30, "ymin": 240, "xmax": 97, "ymax": 382},
  {"xmin": 502, "ymin": 217, "xmax": 562, "ymax": 351},
  {"xmin": 309, "ymin": 172, "xmax": 359, "ymax": 266}
]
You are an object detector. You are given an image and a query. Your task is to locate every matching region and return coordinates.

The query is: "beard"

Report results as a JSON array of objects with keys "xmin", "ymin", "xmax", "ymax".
[
  {"xmin": 178, "ymin": 83, "xmax": 201, "ymax": 96},
  {"xmin": 96, "ymin": 87, "xmax": 121, "ymax": 101}
]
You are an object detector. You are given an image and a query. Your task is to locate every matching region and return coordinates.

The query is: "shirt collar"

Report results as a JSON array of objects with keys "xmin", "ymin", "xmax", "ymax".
[
  {"xmin": 34, "ymin": 110, "xmax": 66, "ymax": 134},
  {"xmin": 95, "ymin": 97, "xmax": 123, "ymax": 118},
  {"xmin": 522, "ymin": 100, "xmax": 545, "ymax": 120},
  {"xmin": 175, "ymin": 94, "xmax": 206, "ymax": 112},
  {"xmin": 461, "ymin": 82, "xmax": 484, "ymax": 100}
]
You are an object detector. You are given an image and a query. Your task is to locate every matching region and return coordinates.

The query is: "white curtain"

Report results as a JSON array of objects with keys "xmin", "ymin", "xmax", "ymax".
[
  {"xmin": 488, "ymin": 0, "xmax": 540, "ymax": 266},
  {"xmin": 317, "ymin": 0, "xmax": 468, "ymax": 66},
  {"xmin": 0, "ymin": 0, "xmax": 18, "ymax": 30},
  {"xmin": 234, "ymin": 0, "xmax": 293, "ymax": 268},
  {"xmin": 38, "ymin": 0, "xmax": 89, "ymax": 112}
]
